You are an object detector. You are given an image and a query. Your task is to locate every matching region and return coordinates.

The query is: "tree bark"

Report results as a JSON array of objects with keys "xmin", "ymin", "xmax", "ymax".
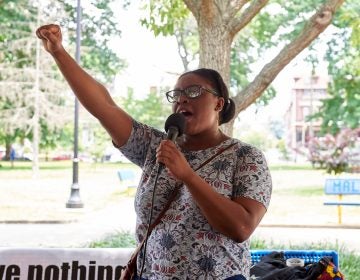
[
  {"xmin": 198, "ymin": 25, "xmax": 233, "ymax": 84},
  {"xmin": 32, "ymin": 5, "xmax": 41, "ymax": 178},
  {"xmin": 184, "ymin": 1, "xmax": 233, "ymax": 83}
]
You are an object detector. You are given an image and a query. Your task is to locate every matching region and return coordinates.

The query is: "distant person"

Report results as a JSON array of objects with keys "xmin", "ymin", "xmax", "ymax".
[
  {"xmin": 10, "ymin": 146, "xmax": 16, "ymax": 168},
  {"xmin": 36, "ymin": 24, "xmax": 272, "ymax": 280}
]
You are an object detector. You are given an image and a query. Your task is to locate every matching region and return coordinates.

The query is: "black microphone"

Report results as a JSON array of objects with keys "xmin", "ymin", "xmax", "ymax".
[{"xmin": 164, "ymin": 113, "xmax": 186, "ymax": 142}]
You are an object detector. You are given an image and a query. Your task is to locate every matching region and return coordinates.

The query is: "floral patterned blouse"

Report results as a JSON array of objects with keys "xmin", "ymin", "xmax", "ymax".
[{"xmin": 118, "ymin": 120, "xmax": 272, "ymax": 280}]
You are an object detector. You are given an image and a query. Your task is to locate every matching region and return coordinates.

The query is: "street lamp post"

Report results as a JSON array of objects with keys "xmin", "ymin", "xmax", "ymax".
[{"xmin": 66, "ymin": 0, "xmax": 83, "ymax": 208}]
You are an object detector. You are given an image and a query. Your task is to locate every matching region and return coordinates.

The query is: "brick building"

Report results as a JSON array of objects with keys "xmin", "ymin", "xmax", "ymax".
[{"xmin": 285, "ymin": 74, "xmax": 329, "ymax": 150}]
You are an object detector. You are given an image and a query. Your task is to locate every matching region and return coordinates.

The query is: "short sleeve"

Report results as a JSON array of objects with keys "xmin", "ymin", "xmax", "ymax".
[
  {"xmin": 115, "ymin": 120, "xmax": 164, "ymax": 168},
  {"xmin": 232, "ymin": 144, "xmax": 272, "ymax": 209}
]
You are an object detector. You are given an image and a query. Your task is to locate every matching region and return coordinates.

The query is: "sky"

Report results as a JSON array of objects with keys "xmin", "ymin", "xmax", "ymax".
[{"xmin": 111, "ymin": 3, "xmax": 183, "ymax": 96}]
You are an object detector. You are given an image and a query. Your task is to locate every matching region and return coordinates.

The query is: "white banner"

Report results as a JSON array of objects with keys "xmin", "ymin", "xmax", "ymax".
[{"xmin": 0, "ymin": 247, "xmax": 134, "ymax": 280}]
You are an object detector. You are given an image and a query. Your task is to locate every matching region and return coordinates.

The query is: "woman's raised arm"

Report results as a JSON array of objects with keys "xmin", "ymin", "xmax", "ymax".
[{"xmin": 36, "ymin": 24, "xmax": 132, "ymax": 147}]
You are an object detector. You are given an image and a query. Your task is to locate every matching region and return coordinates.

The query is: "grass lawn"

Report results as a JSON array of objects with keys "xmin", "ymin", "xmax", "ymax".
[
  {"xmin": 1, "ymin": 159, "xmax": 359, "ymax": 224},
  {"xmin": 0, "ymin": 160, "xmax": 139, "ymax": 221},
  {"xmin": 263, "ymin": 168, "xmax": 360, "ymax": 226}
]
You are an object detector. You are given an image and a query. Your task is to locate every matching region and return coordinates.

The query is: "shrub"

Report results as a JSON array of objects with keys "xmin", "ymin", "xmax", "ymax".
[{"xmin": 307, "ymin": 128, "xmax": 360, "ymax": 174}]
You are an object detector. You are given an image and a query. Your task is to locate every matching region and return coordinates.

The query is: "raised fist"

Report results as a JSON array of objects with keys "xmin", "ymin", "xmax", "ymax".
[{"xmin": 36, "ymin": 24, "xmax": 64, "ymax": 55}]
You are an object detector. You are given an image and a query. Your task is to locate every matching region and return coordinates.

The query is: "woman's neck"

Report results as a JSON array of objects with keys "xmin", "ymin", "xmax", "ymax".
[{"xmin": 178, "ymin": 129, "xmax": 230, "ymax": 151}]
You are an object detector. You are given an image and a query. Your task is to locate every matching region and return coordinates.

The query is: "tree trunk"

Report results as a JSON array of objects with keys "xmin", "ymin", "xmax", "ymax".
[
  {"xmin": 5, "ymin": 138, "xmax": 11, "ymax": 160},
  {"xmin": 32, "ymin": 5, "xmax": 41, "ymax": 178},
  {"xmin": 198, "ymin": 23, "xmax": 233, "ymax": 86},
  {"xmin": 221, "ymin": 118, "xmax": 235, "ymax": 136},
  {"xmin": 186, "ymin": 1, "xmax": 235, "ymax": 85}
]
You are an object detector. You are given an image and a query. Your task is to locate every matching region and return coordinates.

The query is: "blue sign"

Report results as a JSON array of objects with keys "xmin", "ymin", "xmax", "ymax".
[{"xmin": 325, "ymin": 178, "xmax": 360, "ymax": 194}]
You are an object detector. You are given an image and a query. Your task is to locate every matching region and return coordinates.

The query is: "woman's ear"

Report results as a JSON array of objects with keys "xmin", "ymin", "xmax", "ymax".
[{"xmin": 215, "ymin": 97, "xmax": 225, "ymax": 111}]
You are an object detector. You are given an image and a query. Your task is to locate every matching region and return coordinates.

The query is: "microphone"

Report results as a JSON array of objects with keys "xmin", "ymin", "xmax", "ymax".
[{"xmin": 164, "ymin": 113, "xmax": 186, "ymax": 142}]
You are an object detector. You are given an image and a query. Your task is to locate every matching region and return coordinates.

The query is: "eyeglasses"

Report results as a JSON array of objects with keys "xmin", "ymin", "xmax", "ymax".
[{"xmin": 165, "ymin": 85, "xmax": 219, "ymax": 103}]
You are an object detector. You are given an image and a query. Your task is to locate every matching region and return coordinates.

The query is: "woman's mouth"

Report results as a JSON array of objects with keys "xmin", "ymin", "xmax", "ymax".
[{"xmin": 178, "ymin": 109, "xmax": 193, "ymax": 117}]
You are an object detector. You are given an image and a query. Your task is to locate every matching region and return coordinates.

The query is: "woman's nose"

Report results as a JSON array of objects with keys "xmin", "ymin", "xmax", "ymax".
[{"xmin": 177, "ymin": 92, "xmax": 189, "ymax": 104}]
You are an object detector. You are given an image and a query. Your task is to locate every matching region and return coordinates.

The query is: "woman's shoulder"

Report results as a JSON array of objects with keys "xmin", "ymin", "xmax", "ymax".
[
  {"xmin": 228, "ymin": 138, "xmax": 267, "ymax": 157},
  {"xmin": 226, "ymin": 137, "xmax": 254, "ymax": 149},
  {"xmin": 118, "ymin": 119, "xmax": 165, "ymax": 152},
  {"xmin": 132, "ymin": 119, "xmax": 165, "ymax": 139}
]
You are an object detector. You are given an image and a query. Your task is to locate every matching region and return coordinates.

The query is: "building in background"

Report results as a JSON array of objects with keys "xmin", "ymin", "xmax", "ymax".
[{"xmin": 285, "ymin": 74, "xmax": 329, "ymax": 151}]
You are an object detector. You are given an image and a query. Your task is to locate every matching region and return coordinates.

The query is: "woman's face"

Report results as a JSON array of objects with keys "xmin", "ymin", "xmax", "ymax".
[{"xmin": 172, "ymin": 73, "xmax": 224, "ymax": 136}]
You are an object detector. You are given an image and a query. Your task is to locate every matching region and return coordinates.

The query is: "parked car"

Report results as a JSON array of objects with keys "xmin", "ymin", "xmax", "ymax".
[
  {"xmin": 52, "ymin": 153, "xmax": 72, "ymax": 161},
  {"xmin": 102, "ymin": 147, "xmax": 130, "ymax": 163},
  {"xmin": 1, "ymin": 151, "xmax": 32, "ymax": 161},
  {"xmin": 0, "ymin": 147, "xmax": 5, "ymax": 160}
]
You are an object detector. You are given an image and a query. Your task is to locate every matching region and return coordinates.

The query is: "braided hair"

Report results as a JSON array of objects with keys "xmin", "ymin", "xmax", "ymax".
[{"xmin": 179, "ymin": 68, "xmax": 235, "ymax": 125}]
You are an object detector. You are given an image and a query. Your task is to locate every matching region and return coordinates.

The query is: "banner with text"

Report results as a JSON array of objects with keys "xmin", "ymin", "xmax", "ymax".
[{"xmin": 0, "ymin": 247, "xmax": 133, "ymax": 280}]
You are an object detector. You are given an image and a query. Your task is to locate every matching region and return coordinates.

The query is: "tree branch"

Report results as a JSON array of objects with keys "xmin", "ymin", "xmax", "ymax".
[
  {"xmin": 184, "ymin": 0, "xmax": 224, "ymax": 23},
  {"xmin": 226, "ymin": 0, "xmax": 250, "ymax": 21},
  {"xmin": 213, "ymin": 0, "xmax": 249, "ymax": 25},
  {"xmin": 229, "ymin": 0, "xmax": 269, "ymax": 37},
  {"xmin": 175, "ymin": 30, "xmax": 191, "ymax": 71},
  {"xmin": 183, "ymin": 0, "xmax": 200, "ymax": 18},
  {"xmin": 233, "ymin": 0, "xmax": 345, "ymax": 114}
]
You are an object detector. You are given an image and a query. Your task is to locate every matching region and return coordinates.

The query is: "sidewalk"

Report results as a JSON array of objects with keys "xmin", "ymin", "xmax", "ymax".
[
  {"xmin": 1, "ymin": 196, "xmax": 359, "ymax": 253},
  {"xmin": 0, "ymin": 197, "xmax": 136, "ymax": 248}
]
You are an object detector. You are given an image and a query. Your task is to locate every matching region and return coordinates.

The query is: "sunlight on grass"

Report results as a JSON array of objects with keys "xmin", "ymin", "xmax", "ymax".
[
  {"xmin": 269, "ymin": 164, "xmax": 315, "ymax": 171},
  {"xmin": 275, "ymin": 186, "xmax": 324, "ymax": 196},
  {"xmin": 0, "ymin": 160, "xmax": 138, "ymax": 221},
  {"xmin": 88, "ymin": 231, "xmax": 136, "ymax": 248}
]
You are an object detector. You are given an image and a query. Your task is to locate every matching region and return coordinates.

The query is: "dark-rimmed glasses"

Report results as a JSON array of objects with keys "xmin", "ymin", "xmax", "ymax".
[{"xmin": 165, "ymin": 85, "xmax": 219, "ymax": 103}]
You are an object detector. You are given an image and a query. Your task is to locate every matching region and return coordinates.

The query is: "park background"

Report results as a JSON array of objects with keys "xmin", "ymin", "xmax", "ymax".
[{"xmin": 0, "ymin": 0, "xmax": 359, "ymax": 278}]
